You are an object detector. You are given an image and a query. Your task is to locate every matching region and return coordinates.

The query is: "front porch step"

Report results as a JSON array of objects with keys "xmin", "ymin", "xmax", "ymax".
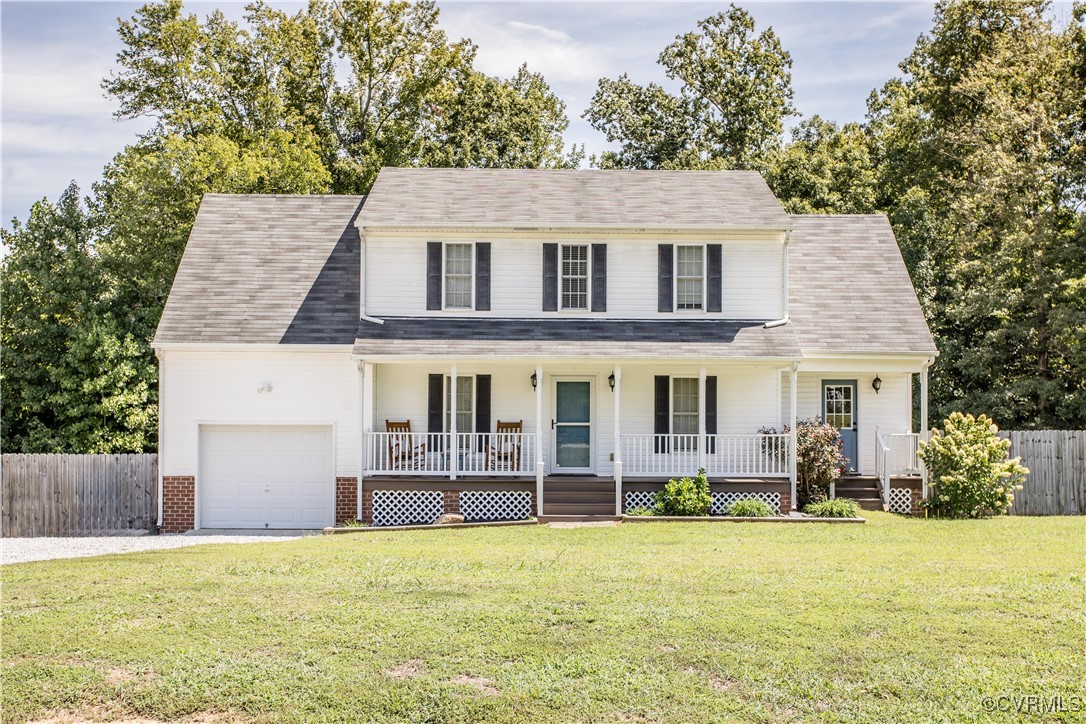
[
  {"xmin": 543, "ymin": 480, "xmax": 615, "ymax": 493},
  {"xmin": 543, "ymin": 492, "xmax": 615, "ymax": 504},
  {"xmin": 537, "ymin": 515, "xmax": 622, "ymax": 524},
  {"xmin": 542, "ymin": 502, "xmax": 617, "ymax": 516},
  {"xmin": 854, "ymin": 499, "xmax": 885, "ymax": 511}
]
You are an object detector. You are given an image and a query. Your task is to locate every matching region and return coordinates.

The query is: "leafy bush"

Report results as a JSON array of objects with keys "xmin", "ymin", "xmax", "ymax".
[
  {"xmin": 625, "ymin": 506, "xmax": 658, "ymax": 517},
  {"xmin": 918, "ymin": 412, "xmax": 1028, "ymax": 518},
  {"xmin": 759, "ymin": 418, "xmax": 847, "ymax": 506},
  {"xmin": 725, "ymin": 498, "xmax": 775, "ymax": 517},
  {"xmin": 804, "ymin": 498, "xmax": 861, "ymax": 518},
  {"xmin": 654, "ymin": 468, "xmax": 712, "ymax": 516}
]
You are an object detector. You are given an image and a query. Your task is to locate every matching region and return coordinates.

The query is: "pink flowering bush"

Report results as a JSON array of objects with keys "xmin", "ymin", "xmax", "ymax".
[
  {"xmin": 919, "ymin": 412, "xmax": 1028, "ymax": 518},
  {"xmin": 760, "ymin": 418, "xmax": 847, "ymax": 506}
]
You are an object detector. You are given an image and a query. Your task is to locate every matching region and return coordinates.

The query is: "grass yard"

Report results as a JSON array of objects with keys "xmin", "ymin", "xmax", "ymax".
[{"xmin": 3, "ymin": 514, "xmax": 1084, "ymax": 722}]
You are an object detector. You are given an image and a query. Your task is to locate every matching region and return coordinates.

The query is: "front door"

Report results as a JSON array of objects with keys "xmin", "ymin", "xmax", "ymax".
[
  {"xmin": 553, "ymin": 379, "xmax": 593, "ymax": 473},
  {"xmin": 822, "ymin": 380, "xmax": 858, "ymax": 473}
]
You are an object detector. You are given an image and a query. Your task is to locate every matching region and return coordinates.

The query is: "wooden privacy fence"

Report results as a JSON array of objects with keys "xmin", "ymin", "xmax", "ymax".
[
  {"xmin": 1000, "ymin": 431, "xmax": 1085, "ymax": 516},
  {"xmin": 2, "ymin": 454, "xmax": 158, "ymax": 536}
]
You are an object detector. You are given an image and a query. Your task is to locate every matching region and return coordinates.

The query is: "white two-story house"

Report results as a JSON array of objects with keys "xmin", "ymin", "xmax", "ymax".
[{"xmin": 153, "ymin": 168, "xmax": 936, "ymax": 531}]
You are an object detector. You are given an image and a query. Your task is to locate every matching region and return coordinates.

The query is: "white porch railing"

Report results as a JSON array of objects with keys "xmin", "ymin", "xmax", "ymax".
[
  {"xmin": 364, "ymin": 432, "xmax": 536, "ymax": 477},
  {"xmin": 620, "ymin": 434, "xmax": 790, "ymax": 478},
  {"xmin": 875, "ymin": 429, "xmax": 921, "ymax": 510}
]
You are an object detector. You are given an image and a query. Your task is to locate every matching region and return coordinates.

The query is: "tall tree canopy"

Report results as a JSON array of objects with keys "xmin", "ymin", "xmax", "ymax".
[
  {"xmin": 869, "ymin": 0, "xmax": 1085, "ymax": 427},
  {"xmin": 584, "ymin": 4, "xmax": 795, "ymax": 170}
]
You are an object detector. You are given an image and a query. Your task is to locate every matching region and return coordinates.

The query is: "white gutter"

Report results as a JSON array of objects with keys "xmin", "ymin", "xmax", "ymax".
[{"xmin": 763, "ymin": 317, "xmax": 790, "ymax": 329}]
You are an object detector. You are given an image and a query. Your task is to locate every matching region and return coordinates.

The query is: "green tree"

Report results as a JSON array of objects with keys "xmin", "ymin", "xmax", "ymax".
[
  {"xmin": 764, "ymin": 116, "xmax": 878, "ymax": 214},
  {"xmin": 869, "ymin": 0, "xmax": 1086, "ymax": 428},
  {"xmin": 585, "ymin": 4, "xmax": 794, "ymax": 170},
  {"xmin": 0, "ymin": 185, "xmax": 156, "ymax": 452}
]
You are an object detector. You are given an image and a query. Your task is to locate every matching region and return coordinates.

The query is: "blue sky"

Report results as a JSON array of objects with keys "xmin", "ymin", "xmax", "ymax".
[{"xmin": 0, "ymin": 1, "xmax": 971, "ymax": 226}]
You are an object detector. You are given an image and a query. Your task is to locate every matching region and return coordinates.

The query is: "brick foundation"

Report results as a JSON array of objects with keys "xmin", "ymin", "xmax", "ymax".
[
  {"xmin": 336, "ymin": 477, "xmax": 359, "ymax": 524},
  {"xmin": 780, "ymin": 491, "xmax": 792, "ymax": 513},
  {"xmin": 162, "ymin": 476, "xmax": 195, "ymax": 533},
  {"xmin": 443, "ymin": 490, "xmax": 461, "ymax": 516}
]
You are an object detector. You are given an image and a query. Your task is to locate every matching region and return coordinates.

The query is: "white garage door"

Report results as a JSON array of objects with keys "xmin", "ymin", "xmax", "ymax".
[{"xmin": 199, "ymin": 425, "xmax": 334, "ymax": 529}]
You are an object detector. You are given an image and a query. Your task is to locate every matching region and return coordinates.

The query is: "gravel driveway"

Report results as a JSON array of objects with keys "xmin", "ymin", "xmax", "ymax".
[{"xmin": 2, "ymin": 531, "xmax": 313, "ymax": 565}]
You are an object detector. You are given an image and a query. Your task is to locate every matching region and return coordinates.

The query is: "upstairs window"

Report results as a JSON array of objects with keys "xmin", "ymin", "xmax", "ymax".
[
  {"xmin": 676, "ymin": 245, "xmax": 704, "ymax": 311},
  {"xmin": 561, "ymin": 244, "xmax": 589, "ymax": 310},
  {"xmin": 444, "ymin": 243, "xmax": 473, "ymax": 309}
]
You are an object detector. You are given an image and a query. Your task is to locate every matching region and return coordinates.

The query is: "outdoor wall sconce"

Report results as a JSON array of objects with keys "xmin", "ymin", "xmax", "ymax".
[
  {"xmin": 871, "ymin": 375, "xmax": 882, "ymax": 394},
  {"xmin": 530, "ymin": 372, "xmax": 538, "ymax": 390},
  {"xmin": 608, "ymin": 372, "xmax": 616, "ymax": 391}
]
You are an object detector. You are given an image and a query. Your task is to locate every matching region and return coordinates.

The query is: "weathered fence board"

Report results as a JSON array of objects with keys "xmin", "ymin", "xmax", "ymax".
[
  {"xmin": 1, "ymin": 454, "xmax": 158, "ymax": 536},
  {"xmin": 1000, "ymin": 431, "xmax": 1085, "ymax": 516}
]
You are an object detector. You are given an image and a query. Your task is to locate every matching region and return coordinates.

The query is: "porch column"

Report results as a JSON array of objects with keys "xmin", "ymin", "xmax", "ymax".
[
  {"xmin": 698, "ymin": 367, "xmax": 707, "ymax": 472},
  {"xmin": 920, "ymin": 360, "xmax": 930, "ymax": 499},
  {"xmin": 357, "ymin": 361, "xmax": 373, "ymax": 520},
  {"xmin": 613, "ymin": 366, "xmax": 622, "ymax": 516},
  {"xmin": 789, "ymin": 365, "xmax": 798, "ymax": 511},
  {"xmin": 450, "ymin": 364, "xmax": 458, "ymax": 481},
  {"xmin": 535, "ymin": 364, "xmax": 544, "ymax": 516}
]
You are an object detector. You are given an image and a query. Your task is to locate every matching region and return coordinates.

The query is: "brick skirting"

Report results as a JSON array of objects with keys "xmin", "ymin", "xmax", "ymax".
[
  {"xmin": 336, "ymin": 477, "xmax": 359, "ymax": 524},
  {"xmin": 162, "ymin": 476, "xmax": 195, "ymax": 533}
]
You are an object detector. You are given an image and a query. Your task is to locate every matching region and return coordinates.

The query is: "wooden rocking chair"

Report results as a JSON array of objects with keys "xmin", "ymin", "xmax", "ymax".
[
  {"xmin": 486, "ymin": 420, "xmax": 523, "ymax": 471},
  {"xmin": 386, "ymin": 420, "xmax": 427, "ymax": 470}
]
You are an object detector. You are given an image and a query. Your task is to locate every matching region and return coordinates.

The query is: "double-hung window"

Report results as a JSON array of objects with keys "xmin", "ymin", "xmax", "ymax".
[
  {"xmin": 561, "ymin": 244, "xmax": 589, "ymax": 311},
  {"xmin": 675, "ymin": 245, "xmax": 704, "ymax": 311},
  {"xmin": 672, "ymin": 378, "xmax": 699, "ymax": 449},
  {"xmin": 444, "ymin": 243, "xmax": 473, "ymax": 310},
  {"xmin": 445, "ymin": 375, "xmax": 474, "ymax": 447}
]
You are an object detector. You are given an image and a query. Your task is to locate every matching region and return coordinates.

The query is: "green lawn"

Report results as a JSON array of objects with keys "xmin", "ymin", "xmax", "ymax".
[{"xmin": 3, "ymin": 514, "xmax": 1084, "ymax": 722}]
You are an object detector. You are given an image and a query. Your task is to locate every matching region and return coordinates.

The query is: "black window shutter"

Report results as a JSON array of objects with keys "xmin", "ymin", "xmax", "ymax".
[
  {"xmin": 591, "ymin": 244, "xmax": 607, "ymax": 312},
  {"xmin": 427, "ymin": 373, "xmax": 445, "ymax": 452},
  {"xmin": 426, "ymin": 242, "xmax": 442, "ymax": 310},
  {"xmin": 475, "ymin": 375, "xmax": 491, "ymax": 451},
  {"xmin": 658, "ymin": 244, "xmax": 674, "ymax": 313},
  {"xmin": 475, "ymin": 243, "xmax": 491, "ymax": 311},
  {"xmin": 654, "ymin": 375, "xmax": 670, "ymax": 453},
  {"xmin": 707, "ymin": 244, "xmax": 722, "ymax": 313},
  {"xmin": 542, "ymin": 243, "xmax": 558, "ymax": 311},
  {"xmin": 705, "ymin": 376, "xmax": 718, "ymax": 453}
]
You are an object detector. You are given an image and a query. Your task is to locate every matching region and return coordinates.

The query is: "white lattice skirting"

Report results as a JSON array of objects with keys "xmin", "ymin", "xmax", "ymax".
[
  {"xmin": 459, "ymin": 490, "xmax": 533, "ymax": 521},
  {"xmin": 889, "ymin": 488, "xmax": 913, "ymax": 515},
  {"xmin": 624, "ymin": 490, "xmax": 658, "ymax": 513},
  {"xmin": 711, "ymin": 491, "xmax": 781, "ymax": 515},
  {"xmin": 625, "ymin": 490, "xmax": 782, "ymax": 515},
  {"xmin": 371, "ymin": 489, "xmax": 444, "ymax": 526}
]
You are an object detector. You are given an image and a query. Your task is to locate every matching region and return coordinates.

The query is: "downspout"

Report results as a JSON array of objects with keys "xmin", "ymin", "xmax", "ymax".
[
  {"xmin": 763, "ymin": 230, "xmax": 791, "ymax": 328},
  {"xmin": 355, "ymin": 223, "xmax": 385, "ymax": 325},
  {"xmin": 920, "ymin": 354, "xmax": 935, "ymax": 502}
]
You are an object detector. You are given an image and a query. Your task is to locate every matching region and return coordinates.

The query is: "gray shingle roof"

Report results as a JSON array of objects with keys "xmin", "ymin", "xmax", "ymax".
[
  {"xmin": 153, "ymin": 194, "xmax": 364, "ymax": 345},
  {"xmin": 353, "ymin": 318, "xmax": 801, "ymax": 358},
  {"xmin": 788, "ymin": 215, "xmax": 936, "ymax": 354},
  {"xmin": 359, "ymin": 168, "xmax": 792, "ymax": 229}
]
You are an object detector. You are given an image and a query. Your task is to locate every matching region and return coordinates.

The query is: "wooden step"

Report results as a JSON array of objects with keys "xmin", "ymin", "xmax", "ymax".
[
  {"xmin": 543, "ymin": 481, "xmax": 615, "ymax": 493},
  {"xmin": 543, "ymin": 492, "xmax": 615, "ymax": 504},
  {"xmin": 537, "ymin": 515, "xmax": 622, "ymax": 524},
  {"xmin": 542, "ymin": 503, "xmax": 617, "ymax": 516}
]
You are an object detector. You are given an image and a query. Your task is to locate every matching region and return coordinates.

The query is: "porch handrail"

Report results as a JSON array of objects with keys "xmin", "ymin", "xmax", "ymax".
[
  {"xmin": 363, "ymin": 432, "xmax": 535, "ymax": 476},
  {"xmin": 620, "ymin": 433, "xmax": 789, "ymax": 478},
  {"xmin": 874, "ymin": 428, "xmax": 891, "ymax": 511},
  {"xmin": 887, "ymin": 433, "xmax": 922, "ymax": 475}
]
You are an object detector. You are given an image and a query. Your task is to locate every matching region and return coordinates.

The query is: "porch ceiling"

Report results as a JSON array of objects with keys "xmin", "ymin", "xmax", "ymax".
[{"xmin": 352, "ymin": 317, "xmax": 802, "ymax": 359}]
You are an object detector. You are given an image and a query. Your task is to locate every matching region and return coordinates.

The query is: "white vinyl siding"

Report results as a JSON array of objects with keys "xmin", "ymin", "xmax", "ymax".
[
  {"xmin": 159, "ymin": 350, "xmax": 358, "ymax": 478},
  {"xmin": 675, "ymin": 246, "xmax": 704, "ymax": 311},
  {"xmin": 364, "ymin": 235, "xmax": 786, "ymax": 319},
  {"xmin": 444, "ymin": 243, "xmax": 473, "ymax": 309},
  {"xmin": 561, "ymin": 244, "xmax": 589, "ymax": 310}
]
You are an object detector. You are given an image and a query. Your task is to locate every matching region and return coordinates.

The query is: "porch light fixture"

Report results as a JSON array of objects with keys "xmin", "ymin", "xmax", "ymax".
[
  {"xmin": 608, "ymin": 372, "xmax": 616, "ymax": 391},
  {"xmin": 530, "ymin": 372, "xmax": 538, "ymax": 390},
  {"xmin": 872, "ymin": 375, "xmax": 882, "ymax": 394}
]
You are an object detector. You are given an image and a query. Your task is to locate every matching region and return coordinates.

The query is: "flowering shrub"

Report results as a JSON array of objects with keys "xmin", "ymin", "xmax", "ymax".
[
  {"xmin": 654, "ymin": 468, "xmax": 712, "ymax": 516},
  {"xmin": 919, "ymin": 412, "xmax": 1028, "ymax": 518},
  {"xmin": 759, "ymin": 418, "xmax": 847, "ymax": 506}
]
